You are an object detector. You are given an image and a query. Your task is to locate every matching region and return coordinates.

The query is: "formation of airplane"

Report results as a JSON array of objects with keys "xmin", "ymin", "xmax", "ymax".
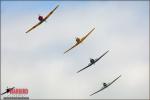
[
  {"xmin": 26, "ymin": 5, "xmax": 59, "ymax": 33},
  {"xmin": 90, "ymin": 75, "xmax": 121, "ymax": 96},
  {"xmin": 23, "ymin": 5, "xmax": 121, "ymax": 97},
  {"xmin": 77, "ymin": 50, "xmax": 109, "ymax": 73},
  {"xmin": 64, "ymin": 28, "xmax": 95, "ymax": 54},
  {"xmin": 1, "ymin": 87, "xmax": 15, "ymax": 95}
]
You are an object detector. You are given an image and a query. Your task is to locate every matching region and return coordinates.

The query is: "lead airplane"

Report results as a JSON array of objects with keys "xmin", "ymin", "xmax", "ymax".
[
  {"xmin": 26, "ymin": 5, "xmax": 59, "ymax": 33},
  {"xmin": 1, "ymin": 87, "xmax": 15, "ymax": 95},
  {"xmin": 90, "ymin": 75, "xmax": 121, "ymax": 96},
  {"xmin": 64, "ymin": 28, "xmax": 95, "ymax": 54},
  {"xmin": 77, "ymin": 50, "xmax": 109, "ymax": 73}
]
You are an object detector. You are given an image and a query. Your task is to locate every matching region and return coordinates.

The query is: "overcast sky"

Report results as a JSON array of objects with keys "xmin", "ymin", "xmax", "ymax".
[{"xmin": 1, "ymin": 1, "xmax": 149, "ymax": 99}]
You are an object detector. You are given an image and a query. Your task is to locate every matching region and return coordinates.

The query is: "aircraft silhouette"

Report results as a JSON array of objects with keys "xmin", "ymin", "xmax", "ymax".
[
  {"xmin": 1, "ymin": 87, "xmax": 15, "ymax": 95},
  {"xmin": 90, "ymin": 75, "xmax": 121, "ymax": 96},
  {"xmin": 64, "ymin": 28, "xmax": 95, "ymax": 54},
  {"xmin": 77, "ymin": 50, "xmax": 109, "ymax": 73},
  {"xmin": 26, "ymin": 5, "xmax": 59, "ymax": 33}
]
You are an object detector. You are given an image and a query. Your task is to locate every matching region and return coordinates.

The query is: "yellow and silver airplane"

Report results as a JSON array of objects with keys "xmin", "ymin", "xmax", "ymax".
[
  {"xmin": 64, "ymin": 28, "xmax": 95, "ymax": 54},
  {"xmin": 26, "ymin": 5, "xmax": 59, "ymax": 33}
]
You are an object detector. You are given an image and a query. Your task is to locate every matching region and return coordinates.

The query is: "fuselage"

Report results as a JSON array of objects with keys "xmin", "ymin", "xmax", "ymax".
[{"xmin": 38, "ymin": 16, "xmax": 44, "ymax": 22}]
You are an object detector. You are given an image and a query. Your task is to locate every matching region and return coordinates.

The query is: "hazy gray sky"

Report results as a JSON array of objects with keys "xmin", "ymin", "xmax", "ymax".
[{"xmin": 1, "ymin": 1, "xmax": 149, "ymax": 99}]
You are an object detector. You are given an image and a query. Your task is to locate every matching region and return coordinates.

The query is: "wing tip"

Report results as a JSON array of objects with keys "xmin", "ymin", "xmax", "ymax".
[
  {"xmin": 64, "ymin": 51, "xmax": 67, "ymax": 54},
  {"xmin": 91, "ymin": 28, "xmax": 95, "ymax": 32},
  {"xmin": 89, "ymin": 93, "xmax": 94, "ymax": 96},
  {"xmin": 25, "ymin": 30, "xmax": 30, "ymax": 33},
  {"xmin": 76, "ymin": 71, "xmax": 80, "ymax": 73},
  {"xmin": 54, "ymin": 5, "xmax": 59, "ymax": 10},
  {"xmin": 77, "ymin": 69, "xmax": 83, "ymax": 73},
  {"xmin": 106, "ymin": 50, "xmax": 109, "ymax": 53},
  {"xmin": 103, "ymin": 50, "xmax": 109, "ymax": 55},
  {"xmin": 56, "ymin": 5, "xmax": 60, "ymax": 7}
]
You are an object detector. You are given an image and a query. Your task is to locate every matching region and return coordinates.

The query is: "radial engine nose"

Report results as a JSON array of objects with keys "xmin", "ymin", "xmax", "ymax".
[
  {"xmin": 76, "ymin": 37, "xmax": 80, "ymax": 43},
  {"xmin": 38, "ymin": 16, "xmax": 44, "ymax": 21}
]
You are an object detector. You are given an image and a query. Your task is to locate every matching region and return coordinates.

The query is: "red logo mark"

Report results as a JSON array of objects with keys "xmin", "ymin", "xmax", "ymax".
[{"xmin": 9, "ymin": 88, "xmax": 28, "ymax": 94}]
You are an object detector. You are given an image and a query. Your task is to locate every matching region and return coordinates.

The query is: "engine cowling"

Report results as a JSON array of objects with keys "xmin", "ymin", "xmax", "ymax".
[
  {"xmin": 103, "ymin": 83, "xmax": 107, "ymax": 87},
  {"xmin": 76, "ymin": 37, "xmax": 81, "ymax": 43},
  {"xmin": 90, "ymin": 59, "xmax": 95, "ymax": 64},
  {"xmin": 38, "ymin": 16, "xmax": 44, "ymax": 21}
]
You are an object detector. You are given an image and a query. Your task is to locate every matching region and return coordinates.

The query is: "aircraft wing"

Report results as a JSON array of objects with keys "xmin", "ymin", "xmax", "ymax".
[
  {"xmin": 26, "ymin": 21, "xmax": 43, "ymax": 33},
  {"xmin": 81, "ymin": 28, "xmax": 95, "ymax": 42},
  {"xmin": 90, "ymin": 75, "xmax": 121, "ymax": 96},
  {"xmin": 107, "ymin": 75, "xmax": 121, "ymax": 87},
  {"xmin": 64, "ymin": 43, "xmax": 79, "ymax": 54},
  {"xmin": 26, "ymin": 5, "xmax": 59, "ymax": 33},
  {"xmin": 1, "ymin": 91, "xmax": 7, "ymax": 95},
  {"xmin": 90, "ymin": 86, "xmax": 106, "ymax": 96},
  {"xmin": 77, "ymin": 50, "xmax": 109, "ymax": 73},
  {"xmin": 43, "ymin": 5, "xmax": 59, "ymax": 21},
  {"xmin": 95, "ymin": 50, "xmax": 109, "ymax": 62},
  {"xmin": 77, "ymin": 63, "xmax": 93, "ymax": 73}
]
